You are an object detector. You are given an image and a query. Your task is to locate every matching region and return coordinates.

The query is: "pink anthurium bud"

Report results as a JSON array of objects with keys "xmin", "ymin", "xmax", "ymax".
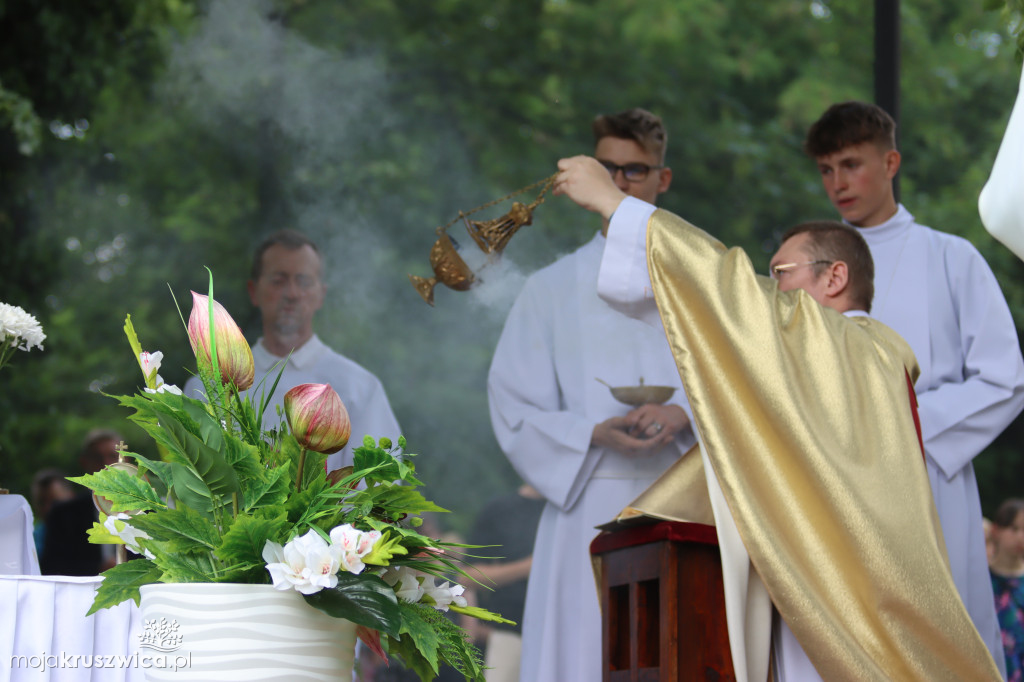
[
  {"xmin": 187, "ymin": 291, "xmax": 255, "ymax": 390},
  {"xmin": 284, "ymin": 383, "xmax": 352, "ymax": 454}
]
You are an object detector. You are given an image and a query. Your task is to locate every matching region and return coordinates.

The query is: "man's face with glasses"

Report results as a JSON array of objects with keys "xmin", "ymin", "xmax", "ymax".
[
  {"xmin": 594, "ymin": 136, "xmax": 671, "ymax": 208},
  {"xmin": 769, "ymin": 232, "xmax": 833, "ymax": 306}
]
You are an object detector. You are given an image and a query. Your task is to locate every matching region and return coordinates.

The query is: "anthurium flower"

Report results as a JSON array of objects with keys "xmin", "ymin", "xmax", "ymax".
[
  {"xmin": 329, "ymin": 524, "xmax": 381, "ymax": 574},
  {"xmin": 187, "ymin": 292, "xmax": 255, "ymax": 390},
  {"xmin": 262, "ymin": 530, "xmax": 341, "ymax": 595},
  {"xmin": 283, "ymin": 383, "xmax": 351, "ymax": 454}
]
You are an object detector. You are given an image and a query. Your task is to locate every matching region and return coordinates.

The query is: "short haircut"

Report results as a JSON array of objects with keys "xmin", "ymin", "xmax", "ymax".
[
  {"xmin": 250, "ymin": 230, "xmax": 321, "ymax": 281},
  {"xmin": 803, "ymin": 101, "xmax": 897, "ymax": 158},
  {"xmin": 992, "ymin": 498, "xmax": 1024, "ymax": 528},
  {"xmin": 80, "ymin": 428, "xmax": 121, "ymax": 458},
  {"xmin": 592, "ymin": 107, "xmax": 668, "ymax": 163},
  {"xmin": 781, "ymin": 221, "xmax": 875, "ymax": 313}
]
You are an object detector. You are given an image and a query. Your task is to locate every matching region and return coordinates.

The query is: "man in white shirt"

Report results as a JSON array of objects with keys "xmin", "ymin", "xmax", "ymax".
[
  {"xmin": 805, "ymin": 102, "xmax": 1024, "ymax": 674},
  {"xmin": 185, "ymin": 230, "xmax": 401, "ymax": 472},
  {"xmin": 487, "ymin": 108, "xmax": 697, "ymax": 682},
  {"xmin": 552, "ymin": 153, "xmax": 1002, "ymax": 681}
]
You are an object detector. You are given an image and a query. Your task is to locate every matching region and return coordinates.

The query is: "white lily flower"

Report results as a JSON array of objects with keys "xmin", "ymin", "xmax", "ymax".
[
  {"xmin": 328, "ymin": 524, "xmax": 381, "ymax": 575},
  {"xmin": 380, "ymin": 565, "xmax": 425, "ymax": 603},
  {"xmin": 144, "ymin": 377, "xmax": 183, "ymax": 395},
  {"xmin": 139, "ymin": 350, "xmax": 163, "ymax": 377},
  {"xmin": 262, "ymin": 530, "xmax": 340, "ymax": 595},
  {"xmin": 421, "ymin": 577, "xmax": 468, "ymax": 612},
  {"xmin": 103, "ymin": 513, "xmax": 155, "ymax": 560}
]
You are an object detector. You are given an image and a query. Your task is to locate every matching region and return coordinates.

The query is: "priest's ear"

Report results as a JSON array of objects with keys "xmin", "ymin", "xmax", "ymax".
[{"xmin": 824, "ymin": 260, "xmax": 851, "ymax": 302}]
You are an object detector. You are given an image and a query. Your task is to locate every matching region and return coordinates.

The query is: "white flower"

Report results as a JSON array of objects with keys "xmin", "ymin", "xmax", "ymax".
[
  {"xmin": 0, "ymin": 303, "xmax": 45, "ymax": 351},
  {"xmin": 380, "ymin": 565, "xmax": 425, "ymax": 603},
  {"xmin": 378, "ymin": 566, "xmax": 467, "ymax": 611},
  {"xmin": 262, "ymin": 530, "xmax": 340, "ymax": 595},
  {"xmin": 103, "ymin": 513, "xmax": 155, "ymax": 560},
  {"xmin": 143, "ymin": 377, "xmax": 183, "ymax": 395},
  {"xmin": 328, "ymin": 524, "xmax": 381, "ymax": 575},
  {"xmin": 139, "ymin": 350, "xmax": 163, "ymax": 377},
  {"xmin": 421, "ymin": 577, "xmax": 468, "ymax": 612}
]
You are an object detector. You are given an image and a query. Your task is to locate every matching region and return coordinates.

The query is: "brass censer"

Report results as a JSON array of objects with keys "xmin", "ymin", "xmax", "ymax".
[{"xmin": 409, "ymin": 173, "xmax": 556, "ymax": 305}]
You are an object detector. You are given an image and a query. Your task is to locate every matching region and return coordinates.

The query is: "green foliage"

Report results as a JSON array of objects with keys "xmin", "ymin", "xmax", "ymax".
[{"xmin": 4, "ymin": 0, "xmax": 1024, "ymax": 551}]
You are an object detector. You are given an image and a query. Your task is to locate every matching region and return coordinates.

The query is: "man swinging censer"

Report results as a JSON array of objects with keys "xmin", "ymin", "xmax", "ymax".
[{"xmin": 408, "ymin": 174, "xmax": 556, "ymax": 305}]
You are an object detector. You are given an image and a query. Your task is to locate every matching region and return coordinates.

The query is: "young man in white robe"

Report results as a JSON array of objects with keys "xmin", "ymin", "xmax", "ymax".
[
  {"xmin": 552, "ymin": 153, "xmax": 1003, "ymax": 681},
  {"xmin": 805, "ymin": 102, "xmax": 1024, "ymax": 675},
  {"xmin": 487, "ymin": 108, "xmax": 697, "ymax": 682}
]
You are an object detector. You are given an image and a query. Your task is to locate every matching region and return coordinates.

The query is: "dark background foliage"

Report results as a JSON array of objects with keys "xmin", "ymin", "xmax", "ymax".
[{"xmin": 2, "ymin": 0, "xmax": 1023, "ymax": 531}]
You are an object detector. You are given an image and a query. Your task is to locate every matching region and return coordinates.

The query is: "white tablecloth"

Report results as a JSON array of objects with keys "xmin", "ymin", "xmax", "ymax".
[
  {"xmin": 0, "ymin": 496, "xmax": 40, "ymax": 576},
  {"xmin": 0, "ymin": 575, "xmax": 143, "ymax": 682}
]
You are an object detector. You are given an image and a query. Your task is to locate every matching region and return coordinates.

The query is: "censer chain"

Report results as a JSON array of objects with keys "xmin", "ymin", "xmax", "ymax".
[{"xmin": 436, "ymin": 173, "xmax": 558, "ymax": 235}]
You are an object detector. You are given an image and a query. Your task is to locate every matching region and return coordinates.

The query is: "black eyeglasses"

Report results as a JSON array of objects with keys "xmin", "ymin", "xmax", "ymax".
[{"xmin": 598, "ymin": 160, "xmax": 663, "ymax": 183}]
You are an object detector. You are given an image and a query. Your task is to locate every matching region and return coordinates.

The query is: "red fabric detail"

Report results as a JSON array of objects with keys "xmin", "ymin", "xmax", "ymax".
[
  {"xmin": 589, "ymin": 520, "xmax": 718, "ymax": 556},
  {"xmin": 906, "ymin": 369, "xmax": 925, "ymax": 462}
]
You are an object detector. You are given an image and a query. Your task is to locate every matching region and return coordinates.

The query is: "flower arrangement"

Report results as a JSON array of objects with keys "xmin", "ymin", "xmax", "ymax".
[
  {"xmin": 0, "ymin": 302, "xmax": 45, "ymax": 372},
  {"xmin": 70, "ymin": 278, "xmax": 507, "ymax": 681}
]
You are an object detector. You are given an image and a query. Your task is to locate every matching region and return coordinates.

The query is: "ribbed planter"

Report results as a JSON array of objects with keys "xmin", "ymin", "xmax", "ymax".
[{"xmin": 138, "ymin": 583, "xmax": 357, "ymax": 681}]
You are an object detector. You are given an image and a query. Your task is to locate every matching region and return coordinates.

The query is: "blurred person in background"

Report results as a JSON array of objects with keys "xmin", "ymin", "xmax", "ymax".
[
  {"xmin": 465, "ymin": 482, "xmax": 545, "ymax": 682},
  {"xmin": 30, "ymin": 467, "xmax": 74, "ymax": 555},
  {"xmin": 989, "ymin": 498, "xmax": 1024, "ymax": 681},
  {"xmin": 40, "ymin": 428, "xmax": 121, "ymax": 575},
  {"xmin": 185, "ymin": 229, "xmax": 401, "ymax": 473}
]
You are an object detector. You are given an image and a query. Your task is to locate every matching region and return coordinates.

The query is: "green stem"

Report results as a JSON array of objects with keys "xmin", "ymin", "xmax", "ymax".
[{"xmin": 295, "ymin": 447, "xmax": 308, "ymax": 492}]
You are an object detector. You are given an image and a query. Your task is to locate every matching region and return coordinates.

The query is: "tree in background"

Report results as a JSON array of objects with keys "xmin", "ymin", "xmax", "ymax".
[{"xmin": 3, "ymin": 0, "xmax": 1023, "ymax": 528}]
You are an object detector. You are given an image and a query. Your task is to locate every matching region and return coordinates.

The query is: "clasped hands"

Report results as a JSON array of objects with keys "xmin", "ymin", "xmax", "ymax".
[{"xmin": 592, "ymin": 404, "xmax": 690, "ymax": 458}]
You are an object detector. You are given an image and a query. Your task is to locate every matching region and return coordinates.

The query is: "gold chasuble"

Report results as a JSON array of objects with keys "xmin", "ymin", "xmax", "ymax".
[{"xmin": 631, "ymin": 208, "xmax": 1000, "ymax": 680}]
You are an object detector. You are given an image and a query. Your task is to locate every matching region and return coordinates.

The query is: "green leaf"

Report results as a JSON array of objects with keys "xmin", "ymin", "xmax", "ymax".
[
  {"xmin": 151, "ymin": 549, "xmax": 220, "ymax": 583},
  {"xmin": 361, "ymin": 531, "xmax": 408, "ymax": 565},
  {"xmin": 215, "ymin": 511, "xmax": 289, "ymax": 568},
  {"xmin": 127, "ymin": 507, "xmax": 221, "ymax": 553},
  {"xmin": 242, "ymin": 463, "xmax": 291, "ymax": 511},
  {"xmin": 68, "ymin": 468, "xmax": 166, "ymax": 513},
  {"xmin": 88, "ymin": 560, "xmax": 163, "ymax": 615},
  {"xmin": 303, "ymin": 572, "xmax": 402, "ymax": 637},
  {"xmin": 385, "ymin": 633, "xmax": 439, "ymax": 682},
  {"xmin": 448, "ymin": 604, "xmax": 514, "ymax": 625},
  {"xmin": 163, "ymin": 461, "xmax": 217, "ymax": 515},
  {"xmin": 394, "ymin": 603, "xmax": 442, "ymax": 677}
]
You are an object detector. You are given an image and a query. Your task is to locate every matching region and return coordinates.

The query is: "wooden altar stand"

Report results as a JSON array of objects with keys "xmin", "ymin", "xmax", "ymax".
[{"xmin": 590, "ymin": 519, "xmax": 735, "ymax": 682}]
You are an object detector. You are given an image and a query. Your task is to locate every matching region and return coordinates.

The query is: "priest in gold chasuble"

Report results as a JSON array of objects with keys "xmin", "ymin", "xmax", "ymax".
[{"xmin": 554, "ymin": 155, "xmax": 1002, "ymax": 682}]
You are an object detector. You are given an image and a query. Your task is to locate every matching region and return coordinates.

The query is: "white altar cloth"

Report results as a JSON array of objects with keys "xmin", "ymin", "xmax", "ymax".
[
  {"xmin": 0, "ymin": 496, "xmax": 39, "ymax": 576},
  {"xmin": 0, "ymin": 575, "xmax": 143, "ymax": 682}
]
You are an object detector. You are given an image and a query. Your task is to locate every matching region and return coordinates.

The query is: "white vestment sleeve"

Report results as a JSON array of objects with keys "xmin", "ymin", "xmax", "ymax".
[
  {"xmin": 980, "ymin": 63, "xmax": 1024, "ymax": 261},
  {"xmin": 598, "ymin": 197, "xmax": 660, "ymax": 326},
  {"xmin": 487, "ymin": 286, "xmax": 602, "ymax": 512},
  {"xmin": 916, "ymin": 249, "xmax": 1024, "ymax": 479}
]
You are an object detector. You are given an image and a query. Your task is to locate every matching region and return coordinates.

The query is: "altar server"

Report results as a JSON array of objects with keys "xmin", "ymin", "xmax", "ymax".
[
  {"xmin": 805, "ymin": 102, "xmax": 1024, "ymax": 674},
  {"xmin": 487, "ymin": 108, "xmax": 696, "ymax": 682}
]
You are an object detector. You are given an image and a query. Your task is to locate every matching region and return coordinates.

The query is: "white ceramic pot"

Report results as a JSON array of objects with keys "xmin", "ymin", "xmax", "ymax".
[{"xmin": 138, "ymin": 583, "xmax": 357, "ymax": 681}]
